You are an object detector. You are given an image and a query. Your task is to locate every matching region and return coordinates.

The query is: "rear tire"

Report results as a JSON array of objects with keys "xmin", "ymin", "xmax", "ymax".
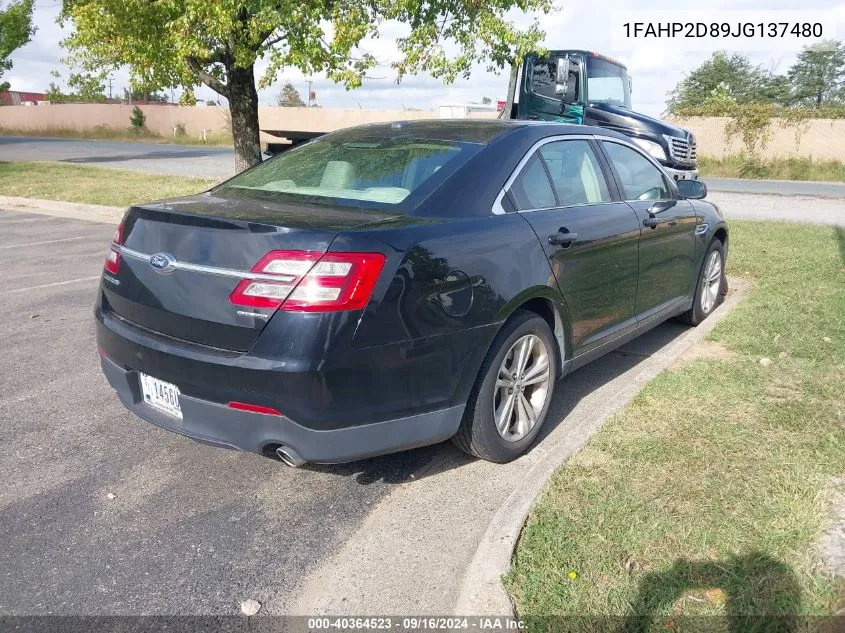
[
  {"xmin": 679, "ymin": 239, "xmax": 727, "ymax": 326},
  {"xmin": 452, "ymin": 310, "xmax": 557, "ymax": 463}
]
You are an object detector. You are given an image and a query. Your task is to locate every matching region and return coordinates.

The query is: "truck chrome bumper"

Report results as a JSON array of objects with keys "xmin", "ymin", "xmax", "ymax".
[{"xmin": 663, "ymin": 166, "xmax": 699, "ymax": 181}]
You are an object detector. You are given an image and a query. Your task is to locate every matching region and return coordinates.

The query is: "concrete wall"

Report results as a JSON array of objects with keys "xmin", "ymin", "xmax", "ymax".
[
  {"xmin": 667, "ymin": 116, "xmax": 845, "ymax": 161},
  {"xmin": 1, "ymin": 105, "xmax": 843, "ymax": 161},
  {"xmin": 0, "ymin": 104, "xmax": 445, "ymax": 141}
]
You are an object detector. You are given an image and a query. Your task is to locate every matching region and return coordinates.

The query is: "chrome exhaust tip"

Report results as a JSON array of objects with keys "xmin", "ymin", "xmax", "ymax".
[{"xmin": 275, "ymin": 446, "xmax": 307, "ymax": 467}]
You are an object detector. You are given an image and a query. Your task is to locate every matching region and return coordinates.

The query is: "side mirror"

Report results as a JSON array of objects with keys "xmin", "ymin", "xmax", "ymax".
[
  {"xmin": 556, "ymin": 56, "xmax": 570, "ymax": 83},
  {"xmin": 677, "ymin": 179, "xmax": 707, "ymax": 199}
]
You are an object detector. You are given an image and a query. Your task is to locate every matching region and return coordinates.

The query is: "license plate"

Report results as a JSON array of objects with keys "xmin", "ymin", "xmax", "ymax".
[{"xmin": 139, "ymin": 373, "xmax": 183, "ymax": 420}]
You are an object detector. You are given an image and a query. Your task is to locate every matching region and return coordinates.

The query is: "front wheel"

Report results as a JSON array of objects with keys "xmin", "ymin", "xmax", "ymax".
[
  {"xmin": 452, "ymin": 310, "xmax": 557, "ymax": 463},
  {"xmin": 679, "ymin": 239, "xmax": 727, "ymax": 326}
]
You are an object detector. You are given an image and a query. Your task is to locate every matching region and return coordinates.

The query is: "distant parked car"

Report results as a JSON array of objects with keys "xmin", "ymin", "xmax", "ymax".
[{"xmin": 96, "ymin": 120, "xmax": 728, "ymax": 466}]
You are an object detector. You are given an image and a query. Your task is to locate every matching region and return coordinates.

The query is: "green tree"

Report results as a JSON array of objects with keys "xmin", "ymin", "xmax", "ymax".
[
  {"xmin": 59, "ymin": 0, "xmax": 551, "ymax": 172},
  {"xmin": 758, "ymin": 72, "xmax": 793, "ymax": 105},
  {"xmin": 178, "ymin": 90, "xmax": 196, "ymax": 106},
  {"xmin": 129, "ymin": 105, "xmax": 146, "ymax": 133},
  {"xmin": 44, "ymin": 70, "xmax": 106, "ymax": 102},
  {"xmin": 67, "ymin": 71, "xmax": 106, "ymax": 101},
  {"xmin": 124, "ymin": 87, "xmax": 169, "ymax": 102},
  {"xmin": 667, "ymin": 51, "xmax": 764, "ymax": 113},
  {"xmin": 276, "ymin": 80, "xmax": 305, "ymax": 107},
  {"xmin": 0, "ymin": 0, "xmax": 35, "ymax": 93},
  {"xmin": 788, "ymin": 40, "xmax": 845, "ymax": 108}
]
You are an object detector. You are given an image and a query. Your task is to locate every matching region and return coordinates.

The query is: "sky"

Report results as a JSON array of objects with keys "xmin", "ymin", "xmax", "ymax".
[{"xmin": 6, "ymin": 0, "xmax": 844, "ymax": 117}]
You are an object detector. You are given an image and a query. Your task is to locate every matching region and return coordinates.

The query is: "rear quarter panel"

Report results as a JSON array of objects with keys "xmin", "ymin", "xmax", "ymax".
[
  {"xmin": 336, "ymin": 213, "xmax": 567, "ymax": 410},
  {"xmin": 347, "ymin": 214, "xmax": 556, "ymax": 347}
]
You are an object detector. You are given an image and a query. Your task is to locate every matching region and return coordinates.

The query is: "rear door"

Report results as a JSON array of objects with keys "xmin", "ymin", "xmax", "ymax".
[
  {"xmin": 505, "ymin": 137, "xmax": 641, "ymax": 354},
  {"xmin": 598, "ymin": 140, "xmax": 698, "ymax": 320}
]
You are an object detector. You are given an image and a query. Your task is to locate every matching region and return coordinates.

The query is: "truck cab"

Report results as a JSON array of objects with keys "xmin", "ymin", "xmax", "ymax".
[{"xmin": 510, "ymin": 50, "xmax": 698, "ymax": 180}]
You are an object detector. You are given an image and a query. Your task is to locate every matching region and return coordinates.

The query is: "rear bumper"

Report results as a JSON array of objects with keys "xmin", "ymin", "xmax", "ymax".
[{"xmin": 101, "ymin": 354, "xmax": 464, "ymax": 463}]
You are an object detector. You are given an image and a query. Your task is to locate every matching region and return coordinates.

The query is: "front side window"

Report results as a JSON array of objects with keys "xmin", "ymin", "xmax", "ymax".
[
  {"xmin": 529, "ymin": 58, "xmax": 558, "ymax": 100},
  {"xmin": 216, "ymin": 134, "xmax": 479, "ymax": 209},
  {"xmin": 601, "ymin": 142, "xmax": 671, "ymax": 201},
  {"xmin": 538, "ymin": 140, "xmax": 611, "ymax": 206}
]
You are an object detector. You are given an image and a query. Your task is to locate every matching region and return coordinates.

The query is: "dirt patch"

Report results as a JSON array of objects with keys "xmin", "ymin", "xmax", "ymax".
[
  {"xmin": 671, "ymin": 340, "xmax": 736, "ymax": 369},
  {"xmin": 819, "ymin": 477, "xmax": 845, "ymax": 579},
  {"xmin": 568, "ymin": 447, "xmax": 614, "ymax": 469}
]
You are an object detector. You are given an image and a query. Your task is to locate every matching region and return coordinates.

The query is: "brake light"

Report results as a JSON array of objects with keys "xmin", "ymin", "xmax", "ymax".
[
  {"xmin": 104, "ymin": 222, "xmax": 124, "ymax": 274},
  {"xmin": 228, "ymin": 401, "xmax": 282, "ymax": 416},
  {"xmin": 229, "ymin": 250, "xmax": 386, "ymax": 312}
]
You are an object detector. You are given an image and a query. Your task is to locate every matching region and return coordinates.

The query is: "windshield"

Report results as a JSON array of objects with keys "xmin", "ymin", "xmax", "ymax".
[
  {"xmin": 586, "ymin": 56, "xmax": 631, "ymax": 108},
  {"xmin": 216, "ymin": 133, "xmax": 479, "ymax": 210}
]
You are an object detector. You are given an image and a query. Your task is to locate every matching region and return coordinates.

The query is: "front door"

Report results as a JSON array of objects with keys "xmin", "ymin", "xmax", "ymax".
[
  {"xmin": 506, "ymin": 138, "xmax": 641, "ymax": 354},
  {"xmin": 599, "ymin": 140, "xmax": 698, "ymax": 320}
]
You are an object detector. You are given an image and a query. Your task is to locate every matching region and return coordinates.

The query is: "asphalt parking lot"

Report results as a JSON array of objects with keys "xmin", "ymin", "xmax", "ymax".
[
  {"xmin": 1, "ymin": 207, "xmax": 726, "ymax": 615},
  {"xmin": 0, "ymin": 209, "xmax": 412, "ymax": 614}
]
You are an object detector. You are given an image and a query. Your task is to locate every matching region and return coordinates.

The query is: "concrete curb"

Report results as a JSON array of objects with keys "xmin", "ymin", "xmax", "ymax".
[
  {"xmin": 453, "ymin": 277, "xmax": 751, "ymax": 615},
  {"xmin": 0, "ymin": 195, "xmax": 124, "ymax": 224}
]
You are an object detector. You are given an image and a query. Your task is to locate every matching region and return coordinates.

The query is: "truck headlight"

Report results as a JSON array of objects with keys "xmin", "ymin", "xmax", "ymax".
[{"xmin": 632, "ymin": 138, "xmax": 667, "ymax": 162}]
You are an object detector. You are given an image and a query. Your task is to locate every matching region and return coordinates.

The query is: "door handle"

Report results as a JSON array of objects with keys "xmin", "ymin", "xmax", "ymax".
[
  {"xmin": 548, "ymin": 231, "xmax": 578, "ymax": 247},
  {"xmin": 643, "ymin": 217, "xmax": 660, "ymax": 229}
]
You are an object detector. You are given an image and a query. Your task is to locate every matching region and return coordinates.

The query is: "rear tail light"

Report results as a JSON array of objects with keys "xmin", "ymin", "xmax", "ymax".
[
  {"xmin": 104, "ymin": 222, "xmax": 124, "ymax": 274},
  {"xmin": 229, "ymin": 250, "xmax": 386, "ymax": 312},
  {"xmin": 228, "ymin": 401, "xmax": 282, "ymax": 416}
]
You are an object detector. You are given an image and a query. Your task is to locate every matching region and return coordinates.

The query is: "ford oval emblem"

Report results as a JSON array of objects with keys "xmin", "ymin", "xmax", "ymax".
[{"xmin": 149, "ymin": 252, "xmax": 177, "ymax": 274}]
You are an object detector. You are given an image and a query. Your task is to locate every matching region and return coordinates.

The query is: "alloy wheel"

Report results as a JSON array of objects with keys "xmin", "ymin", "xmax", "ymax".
[
  {"xmin": 493, "ymin": 334, "xmax": 552, "ymax": 442},
  {"xmin": 700, "ymin": 250, "xmax": 722, "ymax": 314}
]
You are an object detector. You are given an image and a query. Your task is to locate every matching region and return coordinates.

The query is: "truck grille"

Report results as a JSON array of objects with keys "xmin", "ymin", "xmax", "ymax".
[{"xmin": 665, "ymin": 135, "xmax": 697, "ymax": 164}]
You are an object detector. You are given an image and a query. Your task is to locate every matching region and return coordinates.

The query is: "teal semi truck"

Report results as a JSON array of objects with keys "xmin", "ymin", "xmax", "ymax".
[
  {"xmin": 262, "ymin": 50, "xmax": 699, "ymax": 181},
  {"xmin": 502, "ymin": 50, "xmax": 698, "ymax": 180}
]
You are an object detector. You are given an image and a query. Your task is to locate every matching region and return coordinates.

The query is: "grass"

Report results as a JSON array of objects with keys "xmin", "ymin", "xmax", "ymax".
[
  {"xmin": 699, "ymin": 155, "xmax": 845, "ymax": 182},
  {"xmin": 0, "ymin": 124, "xmax": 233, "ymax": 147},
  {"xmin": 0, "ymin": 161, "xmax": 216, "ymax": 207},
  {"xmin": 506, "ymin": 221, "xmax": 845, "ymax": 630}
]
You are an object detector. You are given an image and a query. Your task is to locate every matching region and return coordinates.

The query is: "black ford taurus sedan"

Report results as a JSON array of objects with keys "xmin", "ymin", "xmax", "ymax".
[{"xmin": 96, "ymin": 120, "xmax": 728, "ymax": 466}]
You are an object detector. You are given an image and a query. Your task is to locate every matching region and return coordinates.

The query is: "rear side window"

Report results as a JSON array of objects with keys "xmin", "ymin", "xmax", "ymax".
[
  {"xmin": 539, "ymin": 140, "xmax": 611, "ymax": 206},
  {"xmin": 601, "ymin": 141, "xmax": 671, "ymax": 201},
  {"xmin": 508, "ymin": 155, "xmax": 556, "ymax": 210},
  {"xmin": 216, "ymin": 135, "xmax": 479, "ymax": 208}
]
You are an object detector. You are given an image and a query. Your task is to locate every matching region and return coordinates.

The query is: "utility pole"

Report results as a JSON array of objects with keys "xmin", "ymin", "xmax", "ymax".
[
  {"xmin": 306, "ymin": 79, "xmax": 313, "ymax": 107},
  {"xmin": 108, "ymin": 76, "xmax": 113, "ymax": 100}
]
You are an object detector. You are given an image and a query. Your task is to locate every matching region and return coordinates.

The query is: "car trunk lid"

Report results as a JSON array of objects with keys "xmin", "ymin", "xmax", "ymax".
[{"xmin": 101, "ymin": 192, "xmax": 397, "ymax": 352}]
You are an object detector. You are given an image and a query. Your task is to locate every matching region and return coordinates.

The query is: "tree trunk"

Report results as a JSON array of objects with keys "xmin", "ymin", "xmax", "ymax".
[{"xmin": 227, "ymin": 64, "xmax": 262, "ymax": 173}]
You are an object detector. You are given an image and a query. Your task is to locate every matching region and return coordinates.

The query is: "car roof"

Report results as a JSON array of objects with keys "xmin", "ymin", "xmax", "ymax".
[{"xmin": 331, "ymin": 118, "xmax": 623, "ymax": 145}]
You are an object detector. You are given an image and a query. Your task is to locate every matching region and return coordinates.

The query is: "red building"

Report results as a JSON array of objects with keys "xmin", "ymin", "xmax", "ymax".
[{"xmin": 0, "ymin": 90, "xmax": 47, "ymax": 106}]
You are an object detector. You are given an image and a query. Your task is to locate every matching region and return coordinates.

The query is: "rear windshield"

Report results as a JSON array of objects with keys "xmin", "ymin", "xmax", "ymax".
[{"xmin": 216, "ymin": 134, "xmax": 480, "ymax": 209}]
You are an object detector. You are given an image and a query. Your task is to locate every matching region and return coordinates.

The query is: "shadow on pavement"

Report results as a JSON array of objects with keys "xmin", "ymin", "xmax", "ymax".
[
  {"xmin": 618, "ymin": 552, "xmax": 802, "ymax": 633},
  {"xmin": 61, "ymin": 149, "xmax": 225, "ymax": 163},
  {"xmin": 303, "ymin": 321, "xmax": 691, "ymax": 486}
]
